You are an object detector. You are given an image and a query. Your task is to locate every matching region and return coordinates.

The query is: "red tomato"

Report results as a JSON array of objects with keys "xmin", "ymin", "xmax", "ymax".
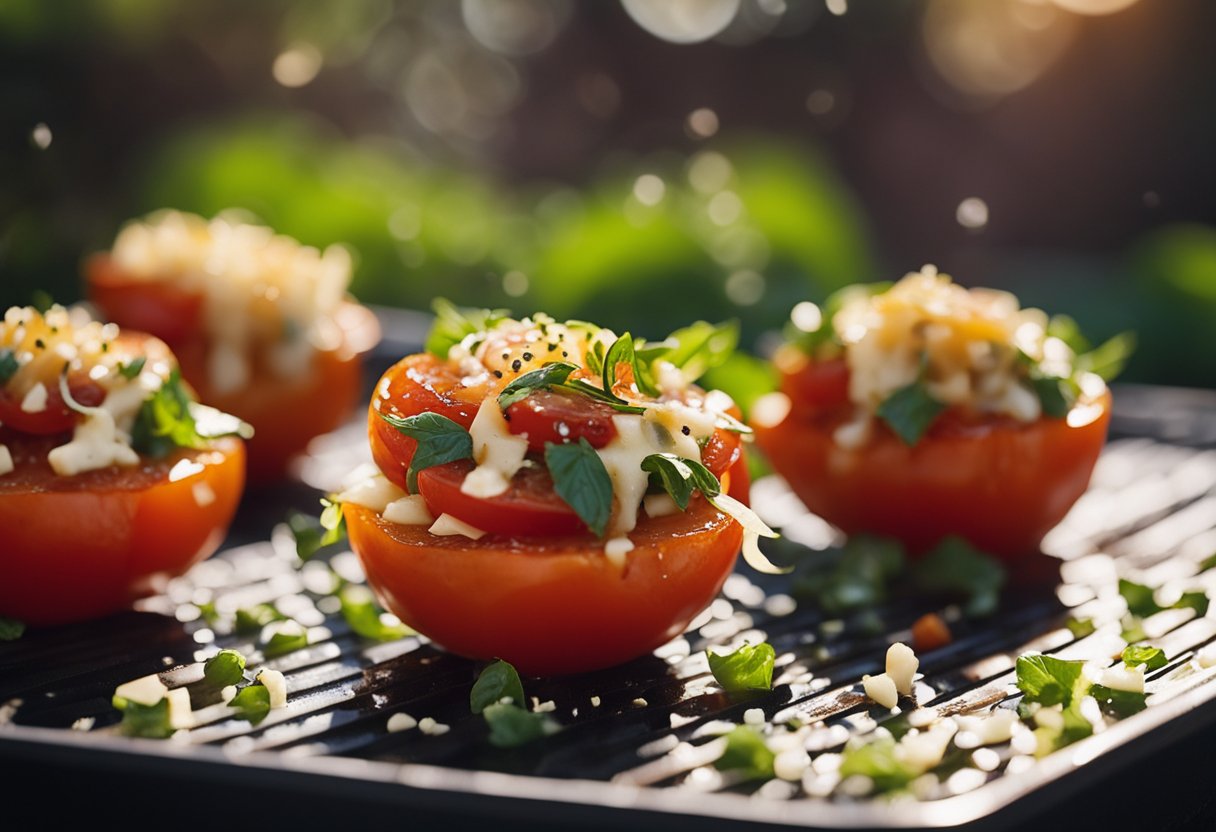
[
  {"xmin": 345, "ymin": 495, "xmax": 743, "ymax": 675},
  {"xmin": 87, "ymin": 260, "xmax": 380, "ymax": 484},
  {"xmin": 0, "ymin": 435, "xmax": 245, "ymax": 626},
  {"xmin": 504, "ymin": 389, "xmax": 618, "ymax": 451},
  {"xmin": 755, "ymin": 360, "xmax": 1112, "ymax": 560},
  {"xmin": 0, "ymin": 373, "xmax": 105, "ymax": 435}
]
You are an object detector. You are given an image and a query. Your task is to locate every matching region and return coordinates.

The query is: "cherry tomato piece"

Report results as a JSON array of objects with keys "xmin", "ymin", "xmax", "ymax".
[
  {"xmin": 0, "ymin": 435, "xmax": 245, "ymax": 626},
  {"xmin": 755, "ymin": 360, "xmax": 1112, "ymax": 560}
]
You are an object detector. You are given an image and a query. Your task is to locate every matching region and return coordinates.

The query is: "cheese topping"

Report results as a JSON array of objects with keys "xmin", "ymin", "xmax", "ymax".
[
  {"xmin": 429, "ymin": 513, "xmax": 487, "ymax": 540},
  {"xmin": 461, "ymin": 398, "xmax": 529, "ymax": 499},
  {"xmin": 108, "ymin": 209, "xmax": 353, "ymax": 394},
  {"xmin": 793, "ymin": 267, "xmax": 1107, "ymax": 446},
  {"xmin": 20, "ymin": 382, "xmax": 47, "ymax": 413},
  {"xmin": 0, "ymin": 445, "xmax": 12, "ymax": 477},
  {"xmin": 382, "ymin": 495, "xmax": 433, "ymax": 525},
  {"xmin": 337, "ymin": 473, "xmax": 408, "ymax": 514}
]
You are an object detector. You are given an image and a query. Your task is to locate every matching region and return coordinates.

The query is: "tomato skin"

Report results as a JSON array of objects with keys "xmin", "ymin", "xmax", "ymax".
[
  {"xmin": 0, "ymin": 374, "xmax": 105, "ymax": 435},
  {"xmin": 0, "ymin": 436, "xmax": 245, "ymax": 626},
  {"xmin": 345, "ymin": 496, "xmax": 743, "ymax": 675},
  {"xmin": 755, "ymin": 361, "xmax": 1112, "ymax": 560},
  {"xmin": 88, "ymin": 261, "xmax": 380, "ymax": 484},
  {"xmin": 417, "ymin": 459, "xmax": 587, "ymax": 537},
  {"xmin": 504, "ymin": 389, "xmax": 618, "ymax": 452}
]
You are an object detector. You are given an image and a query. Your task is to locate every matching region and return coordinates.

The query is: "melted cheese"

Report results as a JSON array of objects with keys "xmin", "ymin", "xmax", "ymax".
[
  {"xmin": 256, "ymin": 668, "xmax": 288, "ymax": 709},
  {"xmin": 47, "ymin": 372, "xmax": 156, "ymax": 477},
  {"xmin": 594, "ymin": 414, "xmax": 688, "ymax": 538},
  {"xmin": 461, "ymin": 398, "xmax": 528, "ymax": 499},
  {"xmin": 429, "ymin": 513, "xmax": 486, "ymax": 540}
]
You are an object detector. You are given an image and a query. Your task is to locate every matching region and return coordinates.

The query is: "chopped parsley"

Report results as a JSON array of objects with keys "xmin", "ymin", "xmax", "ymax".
[
  {"xmin": 234, "ymin": 604, "xmax": 285, "ymax": 635},
  {"xmin": 203, "ymin": 649, "xmax": 247, "ymax": 687},
  {"xmin": 289, "ymin": 498, "xmax": 346, "ymax": 560},
  {"xmin": 115, "ymin": 697, "xmax": 174, "ymax": 739},
  {"xmin": 1015, "ymin": 654, "xmax": 1088, "ymax": 707},
  {"xmin": 876, "ymin": 379, "xmax": 946, "ymax": 446},
  {"xmin": 1122, "ymin": 645, "xmax": 1167, "ymax": 671},
  {"xmin": 544, "ymin": 438, "xmax": 614, "ymax": 538},
  {"xmin": 1089, "ymin": 684, "xmax": 1147, "ymax": 719},
  {"xmin": 0, "ymin": 349, "xmax": 18, "ymax": 384},
  {"xmin": 229, "ymin": 683, "xmax": 271, "ymax": 725},
  {"xmin": 706, "ymin": 641, "xmax": 776, "ymax": 693},
  {"xmin": 425, "ymin": 299, "xmax": 509, "ymax": 359},
  {"xmin": 0, "ymin": 616, "xmax": 25, "ymax": 641},
  {"xmin": 483, "ymin": 702, "xmax": 557, "ymax": 748},
  {"xmin": 1119, "ymin": 578, "xmax": 1209, "ymax": 621},
  {"xmin": 340, "ymin": 585, "xmax": 411, "ymax": 641},
  {"xmin": 130, "ymin": 370, "xmax": 252, "ymax": 458},
  {"xmin": 714, "ymin": 726, "xmax": 775, "ymax": 781},
  {"xmin": 911, "ymin": 536, "xmax": 1006, "ymax": 617},
  {"xmin": 471, "ymin": 659, "xmax": 526, "ymax": 714},
  {"xmin": 117, "ymin": 356, "xmax": 146, "ymax": 380},
  {"xmin": 837, "ymin": 736, "xmax": 917, "ymax": 792},
  {"xmin": 793, "ymin": 535, "xmax": 906, "ymax": 615},
  {"xmin": 378, "ymin": 411, "xmax": 474, "ymax": 492},
  {"xmin": 262, "ymin": 622, "xmax": 309, "ymax": 657},
  {"xmin": 1066, "ymin": 617, "xmax": 1097, "ymax": 639}
]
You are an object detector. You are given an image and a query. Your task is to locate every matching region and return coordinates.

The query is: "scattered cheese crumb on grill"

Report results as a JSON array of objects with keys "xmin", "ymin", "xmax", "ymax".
[
  {"xmin": 862, "ymin": 673, "xmax": 898, "ymax": 709},
  {"xmin": 743, "ymin": 708, "xmax": 765, "ymax": 726},
  {"xmin": 418, "ymin": 717, "xmax": 450, "ymax": 736},
  {"xmin": 886, "ymin": 643, "xmax": 919, "ymax": 696},
  {"xmin": 115, "ymin": 674, "xmax": 168, "ymax": 707},
  {"xmin": 387, "ymin": 713, "xmax": 417, "ymax": 733},
  {"xmin": 256, "ymin": 668, "xmax": 288, "ymax": 710}
]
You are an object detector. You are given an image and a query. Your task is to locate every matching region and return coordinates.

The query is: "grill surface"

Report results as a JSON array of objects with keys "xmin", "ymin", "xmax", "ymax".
[{"xmin": 2, "ymin": 319, "xmax": 1214, "ymax": 831}]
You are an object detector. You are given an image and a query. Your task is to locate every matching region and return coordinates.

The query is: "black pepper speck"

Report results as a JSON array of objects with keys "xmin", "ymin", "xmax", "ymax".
[
  {"xmin": 682, "ymin": 425, "xmax": 691, "ymax": 436},
  {"xmin": 522, "ymin": 352, "xmax": 533, "ymax": 361},
  {"xmin": 511, "ymin": 359, "xmax": 522, "ymax": 372}
]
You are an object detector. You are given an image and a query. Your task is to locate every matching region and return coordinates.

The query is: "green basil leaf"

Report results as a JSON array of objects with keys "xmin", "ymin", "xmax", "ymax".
[
  {"xmin": 558, "ymin": 378, "xmax": 647, "ymax": 413},
  {"xmin": 838, "ymin": 736, "xmax": 917, "ymax": 793},
  {"xmin": 1089, "ymin": 684, "xmax": 1147, "ymax": 719},
  {"xmin": 544, "ymin": 438, "xmax": 613, "ymax": 538},
  {"xmin": 876, "ymin": 380, "xmax": 945, "ymax": 445},
  {"xmin": 0, "ymin": 616, "xmax": 24, "ymax": 641},
  {"xmin": 1015, "ymin": 654, "xmax": 1088, "ymax": 707},
  {"xmin": 1034, "ymin": 701, "xmax": 1095, "ymax": 753},
  {"xmin": 0, "ymin": 349, "xmax": 19, "ymax": 383},
  {"xmin": 707, "ymin": 641, "xmax": 775, "ymax": 693},
  {"xmin": 1075, "ymin": 331, "xmax": 1136, "ymax": 382},
  {"xmin": 379, "ymin": 411, "xmax": 474, "ymax": 492},
  {"xmin": 1029, "ymin": 376, "xmax": 1076, "ymax": 419},
  {"xmin": 229, "ymin": 684, "xmax": 271, "ymax": 725},
  {"xmin": 497, "ymin": 362, "xmax": 578, "ymax": 408},
  {"xmin": 793, "ymin": 535, "xmax": 906, "ymax": 615},
  {"xmin": 129, "ymin": 370, "xmax": 202, "ymax": 457},
  {"xmin": 641, "ymin": 453, "xmax": 721, "ymax": 511},
  {"xmin": 203, "ymin": 649, "xmax": 247, "ymax": 687},
  {"xmin": 235, "ymin": 604, "xmax": 284, "ymax": 635},
  {"xmin": 1119, "ymin": 579, "xmax": 1162, "ymax": 618},
  {"xmin": 911, "ymin": 536, "xmax": 1006, "ymax": 617},
  {"xmin": 643, "ymin": 320, "xmax": 739, "ymax": 386},
  {"xmin": 341, "ymin": 585, "xmax": 411, "ymax": 642},
  {"xmin": 117, "ymin": 697, "xmax": 174, "ymax": 739},
  {"xmin": 288, "ymin": 498, "xmax": 346, "ymax": 561},
  {"xmin": 601, "ymin": 332, "xmax": 657, "ymax": 397},
  {"xmin": 471, "ymin": 659, "xmax": 526, "ymax": 714},
  {"xmin": 483, "ymin": 701, "xmax": 557, "ymax": 748},
  {"xmin": 714, "ymin": 726, "xmax": 776, "ymax": 781},
  {"xmin": 118, "ymin": 356, "xmax": 147, "ymax": 380},
  {"xmin": 1122, "ymin": 645, "xmax": 1167, "ymax": 670},
  {"xmin": 1066, "ymin": 617, "xmax": 1096, "ymax": 639},
  {"xmin": 425, "ymin": 298, "xmax": 509, "ymax": 359},
  {"xmin": 262, "ymin": 622, "xmax": 309, "ymax": 657},
  {"xmin": 1046, "ymin": 314, "xmax": 1092, "ymax": 355}
]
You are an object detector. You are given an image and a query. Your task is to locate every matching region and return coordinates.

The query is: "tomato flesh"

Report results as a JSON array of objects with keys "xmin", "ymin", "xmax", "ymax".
[
  {"xmin": 504, "ymin": 388, "xmax": 618, "ymax": 451},
  {"xmin": 0, "ymin": 434, "xmax": 245, "ymax": 626},
  {"xmin": 87, "ymin": 254, "xmax": 204, "ymax": 344},
  {"xmin": 346, "ymin": 496, "xmax": 743, "ymax": 675},
  {"xmin": 756, "ymin": 360, "xmax": 1112, "ymax": 559}
]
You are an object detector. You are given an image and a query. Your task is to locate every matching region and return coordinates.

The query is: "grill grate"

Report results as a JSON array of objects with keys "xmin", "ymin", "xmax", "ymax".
[{"xmin": 2, "ymin": 333, "xmax": 1215, "ymax": 829}]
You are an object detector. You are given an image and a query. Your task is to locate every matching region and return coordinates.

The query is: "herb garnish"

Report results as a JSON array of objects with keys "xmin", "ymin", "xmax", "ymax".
[
  {"xmin": 130, "ymin": 370, "xmax": 252, "ymax": 458},
  {"xmin": 341, "ymin": 585, "xmax": 411, "ymax": 641},
  {"xmin": 470, "ymin": 659, "xmax": 557, "ymax": 748},
  {"xmin": 0, "ymin": 616, "xmax": 25, "ymax": 641},
  {"xmin": 837, "ymin": 736, "xmax": 918, "ymax": 792},
  {"xmin": 0, "ymin": 349, "xmax": 19, "ymax": 384},
  {"xmin": 229, "ymin": 684, "xmax": 271, "ymax": 725},
  {"xmin": 497, "ymin": 362, "xmax": 578, "ymax": 408},
  {"xmin": 641, "ymin": 453, "xmax": 721, "ymax": 511},
  {"xmin": 707, "ymin": 641, "xmax": 776, "ymax": 693},
  {"xmin": 378, "ymin": 411, "xmax": 474, "ymax": 492},
  {"xmin": 116, "ymin": 698, "xmax": 174, "ymax": 739},
  {"xmin": 262, "ymin": 621, "xmax": 309, "ymax": 657},
  {"xmin": 117, "ymin": 356, "xmax": 146, "ymax": 380},
  {"xmin": 289, "ymin": 498, "xmax": 346, "ymax": 560},
  {"xmin": 234, "ymin": 604, "xmax": 285, "ymax": 635},
  {"xmin": 203, "ymin": 649, "xmax": 247, "ymax": 687},
  {"xmin": 471, "ymin": 659, "xmax": 526, "ymax": 714},
  {"xmin": 911, "ymin": 536, "xmax": 1007, "ymax": 617},
  {"xmin": 425, "ymin": 299, "xmax": 509, "ymax": 359},
  {"xmin": 714, "ymin": 726, "xmax": 776, "ymax": 780},
  {"xmin": 876, "ymin": 379, "xmax": 946, "ymax": 446},
  {"xmin": 544, "ymin": 438, "xmax": 614, "ymax": 538},
  {"xmin": 1122, "ymin": 645, "xmax": 1167, "ymax": 670}
]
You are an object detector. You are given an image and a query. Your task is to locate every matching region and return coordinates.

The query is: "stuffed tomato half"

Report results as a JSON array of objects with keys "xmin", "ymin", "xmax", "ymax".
[
  {"xmin": 86, "ymin": 210, "xmax": 379, "ymax": 483},
  {"xmin": 0, "ymin": 305, "xmax": 249, "ymax": 626},
  {"xmin": 754, "ymin": 268, "xmax": 1122, "ymax": 561},
  {"xmin": 337, "ymin": 303, "xmax": 779, "ymax": 675}
]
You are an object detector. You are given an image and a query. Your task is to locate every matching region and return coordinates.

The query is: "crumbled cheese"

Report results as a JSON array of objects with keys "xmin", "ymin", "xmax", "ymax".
[
  {"xmin": 954, "ymin": 709, "xmax": 1017, "ymax": 746},
  {"xmin": 749, "ymin": 392, "xmax": 791, "ymax": 429},
  {"xmin": 382, "ymin": 495, "xmax": 434, "ymax": 525},
  {"xmin": 631, "ymin": 698, "xmax": 648, "ymax": 708},
  {"xmin": 1099, "ymin": 663, "xmax": 1145, "ymax": 693},
  {"xmin": 109, "ymin": 210, "xmax": 353, "ymax": 392},
  {"xmin": 337, "ymin": 473, "xmax": 408, "ymax": 514},
  {"xmin": 862, "ymin": 673, "xmax": 898, "ymax": 709},
  {"xmin": 896, "ymin": 721, "xmax": 958, "ymax": 772},
  {"xmin": 220, "ymin": 685, "xmax": 238, "ymax": 703},
  {"xmin": 0, "ymin": 444, "xmax": 12, "ymax": 476},
  {"xmin": 387, "ymin": 713, "xmax": 417, "ymax": 733},
  {"xmin": 418, "ymin": 717, "xmax": 450, "ymax": 736},
  {"xmin": 47, "ymin": 371, "xmax": 157, "ymax": 477},
  {"xmin": 166, "ymin": 687, "xmax": 194, "ymax": 730},
  {"xmin": 604, "ymin": 535, "xmax": 635, "ymax": 568},
  {"xmin": 1197, "ymin": 643, "xmax": 1216, "ymax": 669},
  {"xmin": 590, "ymin": 696, "xmax": 602, "ymax": 707},
  {"xmin": 256, "ymin": 668, "xmax": 288, "ymax": 709},
  {"xmin": 428, "ymin": 513, "xmax": 487, "ymax": 540},
  {"xmin": 886, "ymin": 643, "xmax": 919, "ymax": 696},
  {"xmin": 643, "ymin": 493, "xmax": 680, "ymax": 518},
  {"xmin": 19, "ymin": 382, "xmax": 47, "ymax": 413},
  {"xmin": 532, "ymin": 699, "xmax": 557, "ymax": 714},
  {"xmin": 594, "ymin": 414, "xmax": 692, "ymax": 537},
  {"xmin": 743, "ymin": 708, "xmax": 765, "ymax": 726},
  {"xmin": 773, "ymin": 748, "xmax": 812, "ymax": 781},
  {"xmin": 461, "ymin": 398, "xmax": 528, "ymax": 499},
  {"xmin": 115, "ymin": 674, "xmax": 168, "ymax": 707}
]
